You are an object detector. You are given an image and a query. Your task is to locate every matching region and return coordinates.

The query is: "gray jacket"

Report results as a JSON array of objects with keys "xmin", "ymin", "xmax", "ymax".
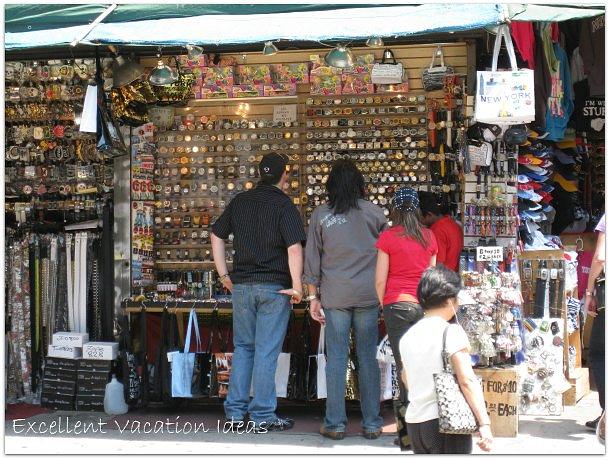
[{"xmin": 304, "ymin": 200, "xmax": 388, "ymax": 309}]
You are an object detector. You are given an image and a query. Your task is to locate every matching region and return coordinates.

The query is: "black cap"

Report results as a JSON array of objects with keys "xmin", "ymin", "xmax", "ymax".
[{"xmin": 259, "ymin": 153, "xmax": 288, "ymax": 184}]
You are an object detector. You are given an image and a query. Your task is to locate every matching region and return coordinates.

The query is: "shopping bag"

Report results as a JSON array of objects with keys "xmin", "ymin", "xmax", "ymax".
[
  {"xmin": 192, "ymin": 310, "xmax": 220, "ymax": 397},
  {"xmin": 212, "ymin": 353, "xmax": 233, "ymax": 398},
  {"xmin": 287, "ymin": 313, "xmax": 310, "ymax": 400},
  {"xmin": 371, "ymin": 49, "xmax": 404, "ymax": 84},
  {"xmin": 307, "ymin": 323, "xmax": 327, "ymax": 400},
  {"xmin": 377, "ymin": 335, "xmax": 395, "ymax": 401},
  {"xmin": 170, "ymin": 309, "xmax": 201, "ymax": 398},
  {"xmin": 345, "ymin": 331, "xmax": 360, "ymax": 401},
  {"xmin": 475, "ymin": 24, "xmax": 535, "ymax": 124}
]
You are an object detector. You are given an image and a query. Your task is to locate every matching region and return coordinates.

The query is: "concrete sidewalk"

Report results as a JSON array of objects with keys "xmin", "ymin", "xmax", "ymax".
[{"xmin": 4, "ymin": 393, "xmax": 605, "ymax": 455}]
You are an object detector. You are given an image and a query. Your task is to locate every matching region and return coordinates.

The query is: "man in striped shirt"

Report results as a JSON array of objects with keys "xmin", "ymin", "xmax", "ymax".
[{"xmin": 212, "ymin": 152, "xmax": 306, "ymax": 432}]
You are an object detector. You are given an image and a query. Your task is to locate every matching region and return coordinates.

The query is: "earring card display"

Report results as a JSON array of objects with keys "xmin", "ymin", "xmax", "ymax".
[{"xmin": 519, "ymin": 317, "xmax": 571, "ymax": 416}]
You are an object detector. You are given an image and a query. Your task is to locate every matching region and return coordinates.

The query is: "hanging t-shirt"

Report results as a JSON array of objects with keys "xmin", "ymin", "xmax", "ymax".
[
  {"xmin": 400, "ymin": 316, "xmax": 471, "ymax": 423},
  {"xmin": 545, "ymin": 43, "xmax": 574, "ymax": 141},
  {"xmin": 580, "ymin": 15, "xmax": 605, "ymax": 96},
  {"xmin": 510, "ymin": 21, "xmax": 535, "ymax": 69}
]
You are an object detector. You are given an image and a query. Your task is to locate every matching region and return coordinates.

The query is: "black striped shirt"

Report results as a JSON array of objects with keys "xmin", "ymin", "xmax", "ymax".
[{"xmin": 211, "ymin": 184, "xmax": 306, "ymax": 287}]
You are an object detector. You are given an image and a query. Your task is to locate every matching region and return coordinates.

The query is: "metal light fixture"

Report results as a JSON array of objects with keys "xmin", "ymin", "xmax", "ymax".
[
  {"xmin": 148, "ymin": 49, "xmax": 178, "ymax": 86},
  {"xmin": 262, "ymin": 41, "xmax": 279, "ymax": 56},
  {"xmin": 111, "ymin": 54, "xmax": 145, "ymax": 88},
  {"xmin": 366, "ymin": 37, "xmax": 384, "ymax": 48},
  {"xmin": 186, "ymin": 44, "xmax": 204, "ymax": 60},
  {"xmin": 324, "ymin": 44, "xmax": 355, "ymax": 69}
]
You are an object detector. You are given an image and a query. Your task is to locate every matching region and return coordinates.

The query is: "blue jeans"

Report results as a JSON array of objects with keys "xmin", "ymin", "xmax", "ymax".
[
  {"xmin": 224, "ymin": 283, "xmax": 291, "ymax": 425},
  {"xmin": 323, "ymin": 305, "xmax": 383, "ymax": 433}
]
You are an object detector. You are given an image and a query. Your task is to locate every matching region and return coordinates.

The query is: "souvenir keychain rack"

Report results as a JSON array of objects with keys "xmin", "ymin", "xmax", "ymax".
[{"xmin": 517, "ymin": 250, "xmax": 589, "ymax": 406}]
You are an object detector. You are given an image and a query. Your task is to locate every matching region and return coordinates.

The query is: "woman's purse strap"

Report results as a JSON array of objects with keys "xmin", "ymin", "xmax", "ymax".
[
  {"xmin": 429, "ymin": 45, "xmax": 447, "ymax": 70},
  {"xmin": 381, "ymin": 48, "xmax": 398, "ymax": 65},
  {"xmin": 441, "ymin": 324, "xmax": 451, "ymax": 372}
]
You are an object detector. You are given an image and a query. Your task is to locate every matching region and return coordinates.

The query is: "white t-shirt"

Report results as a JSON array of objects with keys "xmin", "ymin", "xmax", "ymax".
[{"xmin": 399, "ymin": 315, "xmax": 471, "ymax": 424}]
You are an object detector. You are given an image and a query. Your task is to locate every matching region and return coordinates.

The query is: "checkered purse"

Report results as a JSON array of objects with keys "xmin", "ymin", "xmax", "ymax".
[{"xmin": 433, "ymin": 325, "xmax": 478, "ymax": 434}]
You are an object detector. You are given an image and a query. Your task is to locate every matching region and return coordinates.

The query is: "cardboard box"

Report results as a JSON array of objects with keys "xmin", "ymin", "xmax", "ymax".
[
  {"xmin": 75, "ymin": 395, "xmax": 105, "ymax": 412},
  {"xmin": 82, "ymin": 342, "xmax": 119, "ymax": 361},
  {"xmin": 53, "ymin": 332, "xmax": 89, "ymax": 348},
  {"xmin": 41, "ymin": 393, "xmax": 75, "ymax": 410},
  {"xmin": 201, "ymin": 85, "xmax": 232, "ymax": 99},
  {"xmin": 77, "ymin": 382, "xmax": 107, "ymax": 394},
  {"xmin": 79, "ymin": 359, "xmax": 113, "ymax": 372},
  {"xmin": 42, "ymin": 378, "xmax": 76, "ymax": 395},
  {"xmin": 44, "ymin": 367, "xmax": 77, "ymax": 380},
  {"xmin": 263, "ymin": 83, "xmax": 297, "ymax": 97},
  {"xmin": 235, "ymin": 65, "xmax": 272, "ymax": 85},
  {"xmin": 48, "ymin": 344, "xmax": 82, "ymax": 359},
  {"xmin": 270, "ymin": 63, "xmax": 310, "ymax": 84},
  {"xmin": 45, "ymin": 357, "xmax": 79, "ymax": 370},
  {"xmin": 202, "ymin": 66, "xmax": 234, "ymax": 86},
  {"xmin": 77, "ymin": 370, "xmax": 111, "ymax": 386},
  {"xmin": 474, "ymin": 368, "xmax": 519, "ymax": 438},
  {"xmin": 232, "ymin": 84, "xmax": 264, "ymax": 98}
]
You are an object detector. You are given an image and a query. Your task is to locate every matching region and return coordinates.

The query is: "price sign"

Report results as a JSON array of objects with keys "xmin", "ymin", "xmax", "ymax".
[
  {"xmin": 476, "ymin": 246, "xmax": 503, "ymax": 262},
  {"xmin": 273, "ymin": 104, "xmax": 297, "ymax": 123}
]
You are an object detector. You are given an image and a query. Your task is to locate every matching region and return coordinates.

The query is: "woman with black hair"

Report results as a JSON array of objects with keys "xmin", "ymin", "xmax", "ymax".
[
  {"xmin": 375, "ymin": 186, "xmax": 437, "ymax": 449},
  {"xmin": 304, "ymin": 159, "xmax": 387, "ymax": 440},
  {"xmin": 400, "ymin": 265, "xmax": 493, "ymax": 453}
]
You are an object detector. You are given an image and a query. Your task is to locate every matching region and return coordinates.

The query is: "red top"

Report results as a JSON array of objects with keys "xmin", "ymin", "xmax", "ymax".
[
  {"xmin": 376, "ymin": 226, "xmax": 438, "ymax": 305},
  {"xmin": 430, "ymin": 216, "xmax": 463, "ymax": 272}
]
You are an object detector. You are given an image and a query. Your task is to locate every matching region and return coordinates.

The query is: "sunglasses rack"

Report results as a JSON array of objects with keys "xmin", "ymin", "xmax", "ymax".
[{"xmin": 5, "ymin": 59, "xmax": 113, "ymax": 226}]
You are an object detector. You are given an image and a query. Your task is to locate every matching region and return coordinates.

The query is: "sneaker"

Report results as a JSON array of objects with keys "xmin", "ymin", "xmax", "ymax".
[
  {"xmin": 363, "ymin": 429, "xmax": 382, "ymax": 440},
  {"xmin": 256, "ymin": 417, "xmax": 295, "ymax": 433},
  {"xmin": 586, "ymin": 415, "xmax": 602, "ymax": 431},
  {"xmin": 320, "ymin": 425, "xmax": 345, "ymax": 440}
]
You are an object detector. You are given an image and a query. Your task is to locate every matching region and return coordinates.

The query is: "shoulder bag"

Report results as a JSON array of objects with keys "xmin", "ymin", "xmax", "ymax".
[
  {"xmin": 371, "ymin": 49, "xmax": 404, "ymax": 85},
  {"xmin": 433, "ymin": 324, "xmax": 478, "ymax": 434},
  {"xmin": 422, "ymin": 45, "xmax": 454, "ymax": 92}
]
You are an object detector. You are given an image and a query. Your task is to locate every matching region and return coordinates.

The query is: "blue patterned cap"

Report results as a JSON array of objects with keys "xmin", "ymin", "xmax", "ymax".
[{"xmin": 393, "ymin": 186, "xmax": 419, "ymax": 212}]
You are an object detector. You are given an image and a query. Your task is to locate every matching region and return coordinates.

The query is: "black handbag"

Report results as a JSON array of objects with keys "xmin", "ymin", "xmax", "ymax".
[
  {"xmin": 285, "ymin": 311, "xmax": 307, "ymax": 401},
  {"xmin": 421, "ymin": 45, "xmax": 455, "ymax": 92}
]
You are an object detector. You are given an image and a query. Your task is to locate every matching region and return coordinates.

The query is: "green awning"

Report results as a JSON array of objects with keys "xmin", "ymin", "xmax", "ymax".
[
  {"xmin": 508, "ymin": 4, "xmax": 605, "ymax": 22},
  {"xmin": 5, "ymin": 4, "xmax": 386, "ymax": 33}
]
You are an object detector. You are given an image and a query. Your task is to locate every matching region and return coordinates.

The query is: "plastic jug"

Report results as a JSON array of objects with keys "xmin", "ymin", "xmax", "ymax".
[{"xmin": 104, "ymin": 375, "xmax": 129, "ymax": 415}]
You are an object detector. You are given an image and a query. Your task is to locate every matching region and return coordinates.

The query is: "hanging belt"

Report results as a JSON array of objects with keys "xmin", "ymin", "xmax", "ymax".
[
  {"xmin": 79, "ymin": 232, "xmax": 88, "ymax": 333},
  {"xmin": 66, "ymin": 233, "xmax": 74, "ymax": 331}
]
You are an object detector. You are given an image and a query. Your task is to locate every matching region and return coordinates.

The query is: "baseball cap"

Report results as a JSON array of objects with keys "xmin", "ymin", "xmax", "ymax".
[
  {"xmin": 552, "ymin": 148, "xmax": 576, "ymax": 165},
  {"xmin": 553, "ymin": 172, "xmax": 578, "ymax": 192},
  {"xmin": 517, "ymin": 189, "xmax": 543, "ymax": 202},
  {"xmin": 519, "ymin": 199, "xmax": 542, "ymax": 212},
  {"xmin": 518, "ymin": 174, "xmax": 532, "ymax": 184},
  {"xmin": 518, "ymin": 154, "xmax": 543, "ymax": 166},
  {"xmin": 259, "ymin": 152, "xmax": 288, "ymax": 183},
  {"xmin": 521, "ymin": 163, "xmax": 549, "ymax": 175}
]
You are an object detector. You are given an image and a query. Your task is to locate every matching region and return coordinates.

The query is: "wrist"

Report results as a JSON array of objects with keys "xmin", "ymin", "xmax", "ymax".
[
  {"xmin": 305, "ymin": 294, "xmax": 318, "ymax": 302},
  {"xmin": 586, "ymin": 290, "xmax": 594, "ymax": 296}
]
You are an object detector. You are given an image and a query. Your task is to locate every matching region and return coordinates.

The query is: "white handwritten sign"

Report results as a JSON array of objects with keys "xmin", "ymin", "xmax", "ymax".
[
  {"xmin": 273, "ymin": 104, "xmax": 297, "ymax": 123},
  {"xmin": 476, "ymin": 246, "xmax": 503, "ymax": 262}
]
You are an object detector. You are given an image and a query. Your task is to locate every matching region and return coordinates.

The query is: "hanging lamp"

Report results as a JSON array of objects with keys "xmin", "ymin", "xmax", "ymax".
[
  {"xmin": 148, "ymin": 48, "xmax": 178, "ymax": 86},
  {"xmin": 324, "ymin": 44, "xmax": 355, "ymax": 69}
]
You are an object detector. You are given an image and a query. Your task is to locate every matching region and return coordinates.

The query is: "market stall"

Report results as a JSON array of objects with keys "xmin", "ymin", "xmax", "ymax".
[{"xmin": 4, "ymin": 2, "xmax": 605, "ymax": 438}]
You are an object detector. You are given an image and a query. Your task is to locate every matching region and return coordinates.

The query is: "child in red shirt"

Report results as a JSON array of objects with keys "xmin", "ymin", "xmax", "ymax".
[{"xmin": 375, "ymin": 186, "xmax": 437, "ymax": 450}]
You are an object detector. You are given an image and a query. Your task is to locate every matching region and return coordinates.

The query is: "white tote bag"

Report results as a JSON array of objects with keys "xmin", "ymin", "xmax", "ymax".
[
  {"xmin": 249, "ymin": 352, "xmax": 291, "ymax": 398},
  {"xmin": 475, "ymin": 24, "xmax": 535, "ymax": 124},
  {"xmin": 377, "ymin": 335, "xmax": 395, "ymax": 401},
  {"xmin": 316, "ymin": 324, "xmax": 327, "ymax": 399}
]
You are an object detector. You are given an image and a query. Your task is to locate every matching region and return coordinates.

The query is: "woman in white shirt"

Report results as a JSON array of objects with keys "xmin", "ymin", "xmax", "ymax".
[{"xmin": 400, "ymin": 266, "xmax": 493, "ymax": 453}]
